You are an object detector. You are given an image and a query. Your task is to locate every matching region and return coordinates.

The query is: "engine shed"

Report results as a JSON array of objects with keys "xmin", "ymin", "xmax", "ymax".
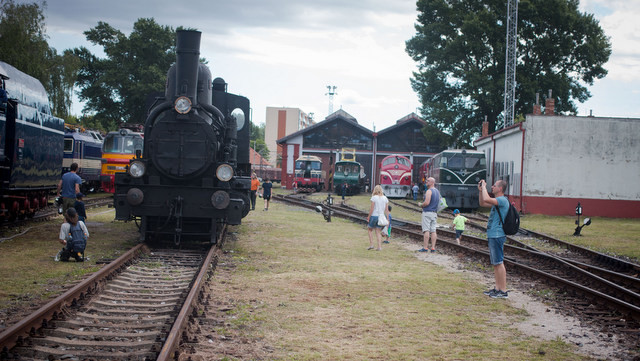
[
  {"xmin": 474, "ymin": 110, "xmax": 640, "ymax": 218},
  {"xmin": 277, "ymin": 110, "xmax": 446, "ymax": 192}
]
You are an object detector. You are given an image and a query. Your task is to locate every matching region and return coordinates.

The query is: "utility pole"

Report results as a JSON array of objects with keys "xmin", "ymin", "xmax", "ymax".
[
  {"xmin": 503, "ymin": 0, "xmax": 518, "ymax": 128},
  {"xmin": 325, "ymin": 85, "xmax": 337, "ymax": 116}
]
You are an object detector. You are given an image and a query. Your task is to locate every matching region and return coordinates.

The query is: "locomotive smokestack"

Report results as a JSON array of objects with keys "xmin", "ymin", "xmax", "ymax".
[{"xmin": 175, "ymin": 30, "xmax": 201, "ymax": 104}]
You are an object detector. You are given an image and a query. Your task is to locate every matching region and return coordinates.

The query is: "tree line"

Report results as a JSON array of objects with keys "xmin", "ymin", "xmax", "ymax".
[
  {"xmin": 1, "ymin": 0, "xmax": 611, "ymax": 148},
  {"xmin": 406, "ymin": 0, "xmax": 611, "ymax": 146}
]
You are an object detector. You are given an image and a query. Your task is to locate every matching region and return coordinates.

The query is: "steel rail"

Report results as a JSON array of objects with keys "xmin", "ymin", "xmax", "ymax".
[
  {"xmin": 273, "ymin": 194, "xmax": 640, "ymax": 321},
  {"xmin": 390, "ymin": 199, "xmax": 640, "ymax": 274},
  {"xmin": 0, "ymin": 243, "xmax": 146, "ymax": 353},
  {"xmin": 156, "ymin": 225, "xmax": 226, "ymax": 361}
]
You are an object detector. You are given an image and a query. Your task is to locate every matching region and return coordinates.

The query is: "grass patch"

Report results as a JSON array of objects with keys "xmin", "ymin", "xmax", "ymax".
[
  {"xmin": 217, "ymin": 200, "xmax": 591, "ymax": 360},
  {"xmin": 517, "ymin": 214, "xmax": 640, "ymax": 261},
  {"xmin": 0, "ymin": 205, "xmax": 138, "ymax": 316}
]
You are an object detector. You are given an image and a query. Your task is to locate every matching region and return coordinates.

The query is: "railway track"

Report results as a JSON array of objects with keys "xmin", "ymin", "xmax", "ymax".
[
  {"xmin": 274, "ymin": 194, "xmax": 640, "ymax": 347},
  {"xmin": 389, "ymin": 198, "xmax": 640, "ymax": 290},
  {"xmin": 1, "ymin": 194, "xmax": 114, "ymax": 230},
  {"xmin": 0, "ymin": 227, "xmax": 225, "ymax": 361}
]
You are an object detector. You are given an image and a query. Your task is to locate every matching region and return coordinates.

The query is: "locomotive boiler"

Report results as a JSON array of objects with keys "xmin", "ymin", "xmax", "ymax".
[{"xmin": 113, "ymin": 30, "xmax": 252, "ymax": 244}]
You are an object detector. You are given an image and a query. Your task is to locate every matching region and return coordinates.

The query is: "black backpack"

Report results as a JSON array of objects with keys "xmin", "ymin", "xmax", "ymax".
[
  {"xmin": 495, "ymin": 200, "xmax": 520, "ymax": 235},
  {"xmin": 68, "ymin": 223, "xmax": 87, "ymax": 253}
]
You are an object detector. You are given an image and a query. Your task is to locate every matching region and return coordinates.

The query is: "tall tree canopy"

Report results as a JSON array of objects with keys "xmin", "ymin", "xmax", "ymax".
[
  {"xmin": 250, "ymin": 121, "xmax": 270, "ymax": 161},
  {"xmin": 406, "ymin": 0, "xmax": 611, "ymax": 145},
  {"xmin": 74, "ymin": 18, "xmax": 176, "ymax": 127},
  {"xmin": 0, "ymin": 0, "xmax": 79, "ymax": 118}
]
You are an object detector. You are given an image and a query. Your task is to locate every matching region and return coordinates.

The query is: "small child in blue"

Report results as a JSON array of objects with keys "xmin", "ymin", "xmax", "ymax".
[
  {"xmin": 382, "ymin": 205, "xmax": 392, "ymax": 243},
  {"xmin": 452, "ymin": 209, "xmax": 468, "ymax": 245},
  {"xmin": 74, "ymin": 193, "xmax": 87, "ymax": 222}
]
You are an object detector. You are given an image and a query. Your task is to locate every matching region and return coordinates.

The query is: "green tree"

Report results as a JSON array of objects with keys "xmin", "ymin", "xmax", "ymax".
[
  {"xmin": 406, "ymin": 0, "xmax": 611, "ymax": 145},
  {"xmin": 47, "ymin": 48, "xmax": 82, "ymax": 117},
  {"xmin": 0, "ymin": 0, "xmax": 79, "ymax": 118},
  {"xmin": 74, "ymin": 18, "xmax": 176, "ymax": 127},
  {"xmin": 250, "ymin": 121, "xmax": 269, "ymax": 161},
  {"xmin": 0, "ymin": 0, "xmax": 48, "ymax": 80}
]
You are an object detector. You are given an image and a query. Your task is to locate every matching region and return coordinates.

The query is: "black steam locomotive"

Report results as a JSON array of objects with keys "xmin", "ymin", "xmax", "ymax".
[{"xmin": 114, "ymin": 30, "xmax": 252, "ymax": 244}]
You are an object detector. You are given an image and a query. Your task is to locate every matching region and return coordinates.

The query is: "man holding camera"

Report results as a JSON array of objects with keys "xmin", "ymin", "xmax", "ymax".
[{"xmin": 478, "ymin": 179, "xmax": 510, "ymax": 299}]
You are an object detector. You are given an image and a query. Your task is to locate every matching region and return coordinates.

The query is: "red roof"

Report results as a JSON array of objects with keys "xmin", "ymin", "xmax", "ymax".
[{"xmin": 250, "ymin": 147, "xmax": 271, "ymax": 166}]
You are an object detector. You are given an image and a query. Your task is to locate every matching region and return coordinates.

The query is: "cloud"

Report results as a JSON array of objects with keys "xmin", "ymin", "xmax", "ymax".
[
  {"xmin": 22, "ymin": 0, "xmax": 640, "ymax": 125},
  {"xmin": 579, "ymin": 1, "xmax": 640, "ymax": 82}
]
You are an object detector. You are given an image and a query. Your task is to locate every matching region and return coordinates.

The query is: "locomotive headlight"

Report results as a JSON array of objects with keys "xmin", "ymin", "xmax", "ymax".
[
  {"xmin": 174, "ymin": 96, "xmax": 192, "ymax": 114},
  {"xmin": 216, "ymin": 164, "xmax": 234, "ymax": 182},
  {"xmin": 128, "ymin": 161, "xmax": 146, "ymax": 178}
]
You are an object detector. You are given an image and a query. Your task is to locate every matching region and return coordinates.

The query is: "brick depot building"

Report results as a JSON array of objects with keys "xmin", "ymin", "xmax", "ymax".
[{"xmin": 276, "ymin": 110, "xmax": 446, "ymax": 192}]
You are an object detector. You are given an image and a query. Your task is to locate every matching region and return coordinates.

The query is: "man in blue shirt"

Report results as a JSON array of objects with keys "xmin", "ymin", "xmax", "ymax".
[
  {"xmin": 478, "ymin": 179, "xmax": 510, "ymax": 299},
  {"xmin": 57, "ymin": 163, "xmax": 82, "ymax": 214}
]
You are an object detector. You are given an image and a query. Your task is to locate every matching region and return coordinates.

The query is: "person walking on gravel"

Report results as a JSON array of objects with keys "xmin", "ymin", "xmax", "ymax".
[
  {"xmin": 366, "ymin": 185, "xmax": 389, "ymax": 251},
  {"xmin": 250, "ymin": 173, "xmax": 260, "ymax": 210},
  {"xmin": 478, "ymin": 179, "xmax": 510, "ymax": 299},
  {"xmin": 451, "ymin": 209, "xmax": 467, "ymax": 245},
  {"xmin": 262, "ymin": 177, "xmax": 272, "ymax": 211},
  {"xmin": 418, "ymin": 177, "xmax": 440, "ymax": 253}
]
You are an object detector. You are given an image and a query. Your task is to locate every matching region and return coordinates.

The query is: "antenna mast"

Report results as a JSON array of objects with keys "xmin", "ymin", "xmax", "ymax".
[
  {"xmin": 325, "ymin": 85, "xmax": 337, "ymax": 115},
  {"xmin": 503, "ymin": 0, "xmax": 518, "ymax": 128}
]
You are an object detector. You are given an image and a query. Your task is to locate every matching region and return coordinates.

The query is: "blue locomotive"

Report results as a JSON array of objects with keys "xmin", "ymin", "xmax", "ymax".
[
  {"xmin": 113, "ymin": 30, "xmax": 252, "ymax": 244},
  {"xmin": 63, "ymin": 125, "xmax": 104, "ymax": 193},
  {"xmin": 0, "ymin": 61, "xmax": 65, "ymax": 220}
]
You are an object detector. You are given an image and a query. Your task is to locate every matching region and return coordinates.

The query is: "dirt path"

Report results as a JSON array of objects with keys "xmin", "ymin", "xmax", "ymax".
[{"xmin": 402, "ymin": 240, "xmax": 629, "ymax": 360}]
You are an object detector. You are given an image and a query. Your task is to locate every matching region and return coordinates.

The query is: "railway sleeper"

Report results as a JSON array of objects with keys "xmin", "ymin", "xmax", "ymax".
[{"xmin": 14, "ymin": 344, "xmax": 158, "ymax": 360}]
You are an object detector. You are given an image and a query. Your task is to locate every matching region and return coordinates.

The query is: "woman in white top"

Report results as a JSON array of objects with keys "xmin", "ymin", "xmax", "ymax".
[{"xmin": 366, "ymin": 185, "xmax": 389, "ymax": 251}]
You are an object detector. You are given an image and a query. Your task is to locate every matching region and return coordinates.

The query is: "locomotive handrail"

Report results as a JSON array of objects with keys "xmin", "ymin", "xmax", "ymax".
[
  {"xmin": 201, "ymin": 103, "xmax": 225, "ymax": 129},
  {"xmin": 143, "ymin": 101, "xmax": 173, "ymax": 135}
]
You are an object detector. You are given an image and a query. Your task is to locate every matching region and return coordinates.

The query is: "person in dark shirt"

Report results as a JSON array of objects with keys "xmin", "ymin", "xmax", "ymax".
[
  {"xmin": 74, "ymin": 193, "xmax": 87, "ymax": 222},
  {"xmin": 57, "ymin": 162, "xmax": 82, "ymax": 214},
  {"xmin": 262, "ymin": 178, "xmax": 272, "ymax": 211}
]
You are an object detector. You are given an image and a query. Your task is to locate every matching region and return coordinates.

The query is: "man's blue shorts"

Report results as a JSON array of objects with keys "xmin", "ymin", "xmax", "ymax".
[
  {"xmin": 488, "ymin": 236, "xmax": 506, "ymax": 265},
  {"xmin": 455, "ymin": 229, "xmax": 463, "ymax": 238}
]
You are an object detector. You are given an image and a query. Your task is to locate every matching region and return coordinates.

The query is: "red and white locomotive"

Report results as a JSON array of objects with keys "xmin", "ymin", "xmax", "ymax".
[{"xmin": 379, "ymin": 154, "xmax": 412, "ymax": 198}]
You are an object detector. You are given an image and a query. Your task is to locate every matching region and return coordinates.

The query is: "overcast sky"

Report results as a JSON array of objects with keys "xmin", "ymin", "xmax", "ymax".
[{"xmin": 29, "ymin": 0, "xmax": 640, "ymax": 131}]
